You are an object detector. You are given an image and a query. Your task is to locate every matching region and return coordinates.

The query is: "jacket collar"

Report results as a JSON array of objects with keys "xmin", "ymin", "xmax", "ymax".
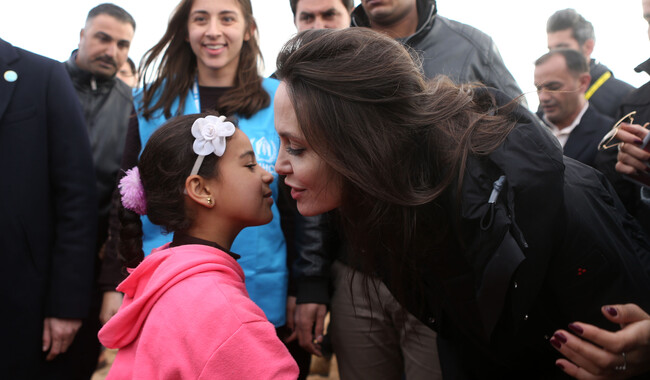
[
  {"xmin": 635, "ymin": 57, "xmax": 650, "ymax": 76},
  {"xmin": 64, "ymin": 49, "xmax": 116, "ymax": 90},
  {"xmin": 351, "ymin": 0, "xmax": 437, "ymax": 45}
]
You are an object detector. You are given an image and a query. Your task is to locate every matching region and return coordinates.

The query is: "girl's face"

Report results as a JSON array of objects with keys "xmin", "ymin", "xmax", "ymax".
[
  {"xmin": 208, "ymin": 129, "xmax": 274, "ymax": 227},
  {"xmin": 187, "ymin": 0, "xmax": 251, "ymax": 86},
  {"xmin": 274, "ymin": 83, "xmax": 342, "ymax": 216}
]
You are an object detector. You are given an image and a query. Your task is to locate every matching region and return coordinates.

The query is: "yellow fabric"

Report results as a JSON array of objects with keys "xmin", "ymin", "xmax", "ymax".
[{"xmin": 585, "ymin": 71, "xmax": 612, "ymax": 100}]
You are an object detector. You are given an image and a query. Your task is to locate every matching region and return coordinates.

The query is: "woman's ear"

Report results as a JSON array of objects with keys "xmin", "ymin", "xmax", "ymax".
[
  {"xmin": 185, "ymin": 175, "xmax": 215, "ymax": 208},
  {"xmin": 244, "ymin": 21, "xmax": 256, "ymax": 42}
]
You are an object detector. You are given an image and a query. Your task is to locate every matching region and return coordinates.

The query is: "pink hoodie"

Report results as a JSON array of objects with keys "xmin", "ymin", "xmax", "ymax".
[{"xmin": 98, "ymin": 244, "xmax": 298, "ymax": 379}]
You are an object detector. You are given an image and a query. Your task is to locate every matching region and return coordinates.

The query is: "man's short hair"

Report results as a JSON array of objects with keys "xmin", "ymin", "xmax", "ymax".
[
  {"xmin": 535, "ymin": 48, "xmax": 589, "ymax": 76},
  {"xmin": 87, "ymin": 3, "xmax": 136, "ymax": 31},
  {"xmin": 289, "ymin": 0, "xmax": 354, "ymax": 17},
  {"xmin": 546, "ymin": 8, "xmax": 594, "ymax": 46}
]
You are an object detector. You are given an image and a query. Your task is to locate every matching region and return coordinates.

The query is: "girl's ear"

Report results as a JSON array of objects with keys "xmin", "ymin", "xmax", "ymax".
[{"xmin": 185, "ymin": 175, "xmax": 215, "ymax": 208}]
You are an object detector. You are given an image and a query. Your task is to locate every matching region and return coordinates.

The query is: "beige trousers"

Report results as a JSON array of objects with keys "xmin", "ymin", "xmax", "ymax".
[{"xmin": 329, "ymin": 260, "xmax": 443, "ymax": 380}]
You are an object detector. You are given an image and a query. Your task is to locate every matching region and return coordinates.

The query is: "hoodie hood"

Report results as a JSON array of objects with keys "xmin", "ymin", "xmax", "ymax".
[
  {"xmin": 635, "ymin": 57, "xmax": 650, "ymax": 76},
  {"xmin": 99, "ymin": 244, "xmax": 244, "ymax": 349}
]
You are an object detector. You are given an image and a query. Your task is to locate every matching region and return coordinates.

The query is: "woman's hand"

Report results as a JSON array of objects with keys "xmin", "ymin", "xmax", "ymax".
[
  {"xmin": 615, "ymin": 123, "xmax": 650, "ymax": 176},
  {"xmin": 294, "ymin": 303, "xmax": 328, "ymax": 356},
  {"xmin": 550, "ymin": 304, "xmax": 650, "ymax": 379},
  {"xmin": 99, "ymin": 291, "xmax": 123, "ymax": 325}
]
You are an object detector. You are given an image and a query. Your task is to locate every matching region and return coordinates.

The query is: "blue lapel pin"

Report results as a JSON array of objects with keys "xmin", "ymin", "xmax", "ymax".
[{"xmin": 4, "ymin": 70, "xmax": 18, "ymax": 82}]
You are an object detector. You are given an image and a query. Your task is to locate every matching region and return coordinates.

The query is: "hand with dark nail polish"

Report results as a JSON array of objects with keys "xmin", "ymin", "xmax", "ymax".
[{"xmin": 552, "ymin": 304, "xmax": 650, "ymax": 379}]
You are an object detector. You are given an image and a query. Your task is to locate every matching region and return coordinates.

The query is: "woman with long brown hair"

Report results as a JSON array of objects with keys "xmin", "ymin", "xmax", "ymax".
[{"xmin": 274, "ymin": 28, "xmax": 650, "ymax": 378}]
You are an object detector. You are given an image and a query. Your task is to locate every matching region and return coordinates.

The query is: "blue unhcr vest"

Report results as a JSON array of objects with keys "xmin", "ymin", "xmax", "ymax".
[{"xmin": 133, "ymin": 78, "xmax": 288, "ymax": 326}]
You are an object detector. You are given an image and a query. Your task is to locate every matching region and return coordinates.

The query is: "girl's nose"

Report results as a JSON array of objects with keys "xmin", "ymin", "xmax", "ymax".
[{"xmin": 261, "ymin": 166, "xmax": 274, "ymax": 184}]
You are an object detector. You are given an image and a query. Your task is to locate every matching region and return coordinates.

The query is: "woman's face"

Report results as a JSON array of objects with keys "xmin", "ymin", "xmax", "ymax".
[
  {"xmin": 274, "ymin": 83, "xmax": 342, "ymax": 216},
  {"xmin": 187, "ymin": 0, "xmax": 250, "ymax": 86}
]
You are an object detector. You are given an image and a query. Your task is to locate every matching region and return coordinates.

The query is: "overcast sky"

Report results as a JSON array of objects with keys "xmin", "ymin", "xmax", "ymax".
[{"xmin": 1, "ymin": 0, "xmax": 648, "ymax": 110}]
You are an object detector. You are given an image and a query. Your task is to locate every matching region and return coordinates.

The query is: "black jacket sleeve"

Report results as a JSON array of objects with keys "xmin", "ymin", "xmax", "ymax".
[
  {"xmin": 98, "ymin": 107, "xmax": 139, "ymax": 289},
  {"xmin": 276, "ymin": 178, "xmax": 337, "ymax": 305},
  {"xmin": 47, "ymin": 62, "xmax": 98, "ymax": 317}
]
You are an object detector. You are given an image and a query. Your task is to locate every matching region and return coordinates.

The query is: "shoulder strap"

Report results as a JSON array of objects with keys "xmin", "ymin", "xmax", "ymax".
[{"xmin": 585, "ymin": 71, "xmax": 612, "ymax": 100}]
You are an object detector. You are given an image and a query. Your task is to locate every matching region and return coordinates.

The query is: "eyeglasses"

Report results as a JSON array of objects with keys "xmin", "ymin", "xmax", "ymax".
[{"xmin": 598, "ymin": 111, "xmax": 650, "ymax": 151}]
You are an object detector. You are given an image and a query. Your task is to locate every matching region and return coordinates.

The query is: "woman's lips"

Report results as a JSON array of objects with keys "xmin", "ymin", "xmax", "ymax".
[{"xmin": 290, "ymin": 187, "xmax": 305, "ymax": 200}]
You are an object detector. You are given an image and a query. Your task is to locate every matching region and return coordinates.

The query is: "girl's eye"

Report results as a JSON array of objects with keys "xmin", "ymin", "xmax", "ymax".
[
  {"xmin": 286, "ymin": 146, "xmax": 305, "ymax": 156},
  {"xmin": 245, "ymin": 163, "xmax": 257, "ymax": 171}
]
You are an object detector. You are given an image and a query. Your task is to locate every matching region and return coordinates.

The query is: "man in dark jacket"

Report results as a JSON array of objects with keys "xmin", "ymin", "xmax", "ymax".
[
  {"xmin": 0, "ymin": 38, "xmax": 97, "ymax": 379},
  {"xmin": 351, "ymin": 0, "xmax": 522, "ymax": 101},
  {"xmin": 546, "ymin": 8, "xmax": 635, "ymax": 119},
  {"xmin": 63, "ymin": 3, "xmax": 135, "ymax": 378},
  {"xmin": 534, "ymin": 49, "xmax": 614, "ymax": 168}
]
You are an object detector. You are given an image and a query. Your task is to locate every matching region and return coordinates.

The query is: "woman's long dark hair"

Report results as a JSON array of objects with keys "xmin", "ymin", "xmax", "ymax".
[
  {"xmin": 137, "ymin": 0, "xmax": 268, "ymax": 120},
  {"xmin": 275, "ymin": 28, "xmax": 520, "ymax": 309}
]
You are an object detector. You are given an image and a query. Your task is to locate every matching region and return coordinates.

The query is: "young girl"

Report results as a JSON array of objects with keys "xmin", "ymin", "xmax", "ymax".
[
  {"xmin": 99, "ymin": 114, "xmax": 298, "ymax": 379},
  {"xmin": 108, "ymin": 0, "xmax": 290, "ymax": 331}
]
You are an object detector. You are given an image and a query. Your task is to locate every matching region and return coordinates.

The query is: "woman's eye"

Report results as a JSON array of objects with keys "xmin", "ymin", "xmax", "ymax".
[
  {"xmin": 286, "ymin": 146, "xmax": 305, "ymax": 156},
  {"xmin": 245, "ymin": 163, "xmax": 257, "ymax": 171}
]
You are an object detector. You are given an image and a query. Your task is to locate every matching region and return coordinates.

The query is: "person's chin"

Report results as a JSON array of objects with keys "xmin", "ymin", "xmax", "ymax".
[
  {"xmin": 296, "ymin": 202, "xmax": 318, "ymax": 217},
  {"xmin": 92, "ymin": 68, "xmax": 117, "ymax": 79}
]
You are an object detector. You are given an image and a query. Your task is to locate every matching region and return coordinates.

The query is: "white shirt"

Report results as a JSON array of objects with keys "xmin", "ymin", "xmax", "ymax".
[{"xmin": 543, "ymin": 102, "xmax": 589, "ymax": 148}]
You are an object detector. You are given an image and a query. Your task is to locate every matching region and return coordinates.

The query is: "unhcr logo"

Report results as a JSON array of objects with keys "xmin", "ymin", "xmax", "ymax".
[{"xmin": 251, "ymin": 136, "xmax": 278, "ymax": 176}]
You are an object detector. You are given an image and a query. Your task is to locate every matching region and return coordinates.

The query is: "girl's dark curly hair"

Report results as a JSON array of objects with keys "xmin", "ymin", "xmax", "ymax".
[{"xmin": 119, "ymin": 113, "xmax": 233, "ymax": 267}]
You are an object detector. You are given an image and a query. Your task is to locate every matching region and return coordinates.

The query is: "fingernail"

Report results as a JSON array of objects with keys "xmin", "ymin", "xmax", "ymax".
[
  {"xmin": 554, "ymin": 332, "xmax": 568, "ymax": 344},
  {"xmin": 550, "ymin": 337, "xmax": 561, "ymax": 349},
  {"xmin": 568, "ymin": 323, "xmax": 583, "ymax": 335},
  {"xmin": 556, "ymin": 362, "xmax": 565, "ymax": 370},
  {"xmin": 634, "ymin": 138, "xmax": 644, "ymax": 145},
  {"xmin": 605, "ymin": 306, "xmax": 618, "ymax": 317}
]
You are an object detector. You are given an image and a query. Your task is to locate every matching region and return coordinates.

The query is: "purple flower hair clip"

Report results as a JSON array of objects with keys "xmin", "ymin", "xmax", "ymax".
[{"xmin": 119, "ymin": 167, "xmax": 147, "ymax": 215}]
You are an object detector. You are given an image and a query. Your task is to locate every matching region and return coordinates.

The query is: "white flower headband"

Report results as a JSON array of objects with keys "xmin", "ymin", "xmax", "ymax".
[{"xmin": 190, "ymin": 115, "xmax": 236, "ymax": 175}]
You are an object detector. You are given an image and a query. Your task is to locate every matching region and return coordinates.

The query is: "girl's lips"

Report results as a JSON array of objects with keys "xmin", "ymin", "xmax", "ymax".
[{"xmin": 263, "ymin": 191, "xmax": 274, "ymax": 205}]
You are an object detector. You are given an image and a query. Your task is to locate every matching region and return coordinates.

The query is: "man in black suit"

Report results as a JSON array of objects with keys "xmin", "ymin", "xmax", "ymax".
[
  {"xmin": 0, "ymin": 38, "xmax": 97, "ymax": 379},
  {"xmin": 535, "ymin": 48, "xmax": 614, "ymax": 168}
]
